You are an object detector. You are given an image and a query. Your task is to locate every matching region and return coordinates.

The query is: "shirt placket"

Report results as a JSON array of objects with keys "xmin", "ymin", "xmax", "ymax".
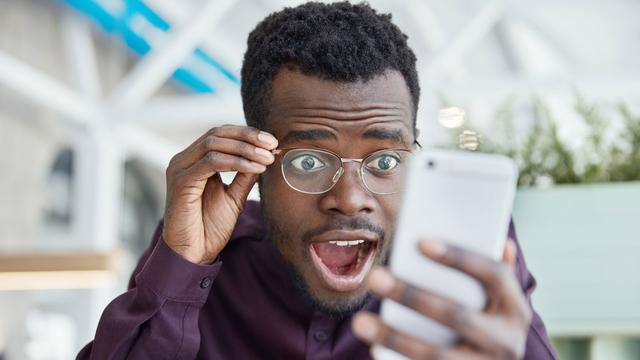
[{"xmin": 305, "ymin": 312, "xmax": 337, "ymax": 360}]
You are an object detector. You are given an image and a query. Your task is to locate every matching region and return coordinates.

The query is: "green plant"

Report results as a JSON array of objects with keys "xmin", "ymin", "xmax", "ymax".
[{"xmin": 446, "ymin": 96, "xmax": 640, "ymax": 187}]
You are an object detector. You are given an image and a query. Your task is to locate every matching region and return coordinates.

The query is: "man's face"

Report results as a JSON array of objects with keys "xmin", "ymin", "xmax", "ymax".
[{"xmin": 259, "ymin": 68, "xmax": 415, "ymax": 317}]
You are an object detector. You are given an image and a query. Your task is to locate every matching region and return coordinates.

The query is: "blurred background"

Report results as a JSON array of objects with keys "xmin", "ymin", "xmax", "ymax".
[{"xmin": 0, "ymin": 0, "xmax": 638, "ymax": 359}]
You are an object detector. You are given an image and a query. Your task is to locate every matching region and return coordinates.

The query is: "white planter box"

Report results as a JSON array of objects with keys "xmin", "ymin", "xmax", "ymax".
[{"xmin": 512, "ymin": 182, "xmax": 640, "ymax": 337}]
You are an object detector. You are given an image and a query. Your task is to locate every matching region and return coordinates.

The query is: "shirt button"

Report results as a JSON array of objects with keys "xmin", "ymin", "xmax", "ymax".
[
  {"xmin": 200, "ymin": 277, "xmax": 212, "ymax": 289},
  {"xmin": 313, "ymin": 330, "xmax": 328, "ymax": 342}
]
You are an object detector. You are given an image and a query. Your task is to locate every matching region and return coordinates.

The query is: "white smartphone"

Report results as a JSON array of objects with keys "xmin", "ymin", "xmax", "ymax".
[{"xmin": 375, "ymin": 149, "xmax": 518, "ymax": 360}]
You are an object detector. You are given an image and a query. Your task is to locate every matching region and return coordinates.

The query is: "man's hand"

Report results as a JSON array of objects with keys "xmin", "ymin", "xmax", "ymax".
[
  {"xmin": 352, "ymin": 239, "xmax": 532, "ymax": 360},
  {"xmin": 163, "ymin": 125, "xmax": 278, "ymax": 264}
]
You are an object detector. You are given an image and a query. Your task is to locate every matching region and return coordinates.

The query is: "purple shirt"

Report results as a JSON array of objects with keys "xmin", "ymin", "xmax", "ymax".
[{"xmin": 78, "ymin": 201, "xmax": 556, "ymax": 359}]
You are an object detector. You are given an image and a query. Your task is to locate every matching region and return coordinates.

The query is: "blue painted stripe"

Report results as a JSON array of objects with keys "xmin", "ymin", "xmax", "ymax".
[{"xmin": 59, "ymin": 0, "xmax": 238, "ymax": 93}]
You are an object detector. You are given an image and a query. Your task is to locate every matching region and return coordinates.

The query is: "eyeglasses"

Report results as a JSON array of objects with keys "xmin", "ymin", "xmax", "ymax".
[{"xmin": 271, "ymin": 148, "xmax": 414, "ymax": 195}]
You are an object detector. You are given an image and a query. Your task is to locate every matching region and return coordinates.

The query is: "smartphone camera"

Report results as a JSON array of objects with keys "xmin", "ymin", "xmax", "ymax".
[{"xmin": 427, "ymin": 159, "xmax": 436, "ymax": 169}]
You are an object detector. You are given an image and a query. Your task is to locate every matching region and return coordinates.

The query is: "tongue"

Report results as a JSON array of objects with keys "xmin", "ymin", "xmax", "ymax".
[{"xmin": 312, "ymin": 242, "xmax": 359, "ymax": 268}]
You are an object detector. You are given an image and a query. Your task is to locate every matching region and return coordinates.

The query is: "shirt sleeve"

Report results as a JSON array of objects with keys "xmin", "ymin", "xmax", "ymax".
[
  {"xmin": 76, "ymin": 221, "xmax": 221, "ymax": 360},
  {"xmin": 509, "ymin": 222, "xmax": 558, "ymax": 360}
]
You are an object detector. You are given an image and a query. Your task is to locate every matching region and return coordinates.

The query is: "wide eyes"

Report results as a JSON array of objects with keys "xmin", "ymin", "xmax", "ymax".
[
  {"xmin": 289, "ymin": 152, "xmax": 402, "ymax": 173},
  {"xmin": 365, "ymin": 153, "xmax": 400, "ymax": 172},
  {"xmin": 289, "ymin": 154, "xmax": 327, "ymax": 172}
]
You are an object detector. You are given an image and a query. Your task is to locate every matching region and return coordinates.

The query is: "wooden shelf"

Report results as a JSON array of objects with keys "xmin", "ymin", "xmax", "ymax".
[{"xmin": 0, "ymin": 249, "xmax": 125, "ymax": 290}]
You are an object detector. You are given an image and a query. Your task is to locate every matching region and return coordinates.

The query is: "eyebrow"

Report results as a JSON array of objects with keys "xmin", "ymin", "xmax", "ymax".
[
  {"xmin": 281, "ymin": 129, "xmax": 338, "ymax": 144},
  {"xmin": 362, "ymin": 128, "xmax": 408, "ymax": 145}
]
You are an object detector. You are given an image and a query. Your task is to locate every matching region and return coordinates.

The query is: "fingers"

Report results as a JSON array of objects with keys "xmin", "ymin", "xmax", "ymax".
[
  {"xmin": 187, "ymin": 135, "xmax": 276, "ymax": 169},
  {"xmin": 366, "ymin": 268, "xmax": 471, "ymax": 335},
  {"xmin": 227, "ymin": 173, "xmax": 259, "ymax": 208},
  {"xmin": 199, "ymin": 172, "xmax": 258, "ymax": 214},
  {"xmin": 502, "ymin": 238, "xmax": 517, "ymax": 272},
  {"xmin": 166, "ymin": 125, "xmax": 277, "ymax": 201},
  {"xmin": 418, "ymin": 241, "xmax": 520, "ymax": 298},
  {"xmin": 364, "ymin": 242, "xmax": 531, "ymax": 359},
  {"xmin": 366, "ymin": 265, "xmax": 530, "ymax": 355},
  {"xmin": 353, "ymin": 312, "xmax": 442, "ymax": 359},
  {"xmin": 352, "ymin": 312, "xmax": 483, "ymax": 360},
  {"xmin": 168, "ymin": 125, "xmax": 278, "ymax": 174},
  {"xmin": 182, "ymin": 151, "xmax": 267, "ymax": 183},
  {"xmin": 417, "ymin": 241, "xmax": 531, "ymax": 342},
  {"xmin": 366, "ymin": 267, "xmax": 498, "ymax": 350}
]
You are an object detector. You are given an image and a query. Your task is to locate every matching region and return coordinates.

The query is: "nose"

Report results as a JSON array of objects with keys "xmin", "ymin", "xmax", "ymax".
[{"xmin": 318, "ymin": 163, "xmax": 377, "ymax": 216}]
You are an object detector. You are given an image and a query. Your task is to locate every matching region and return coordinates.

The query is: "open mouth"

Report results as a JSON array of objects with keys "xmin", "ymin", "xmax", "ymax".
[{"xmin": 309, "ymin": 234, "xmax": 378, "ymax": 292}]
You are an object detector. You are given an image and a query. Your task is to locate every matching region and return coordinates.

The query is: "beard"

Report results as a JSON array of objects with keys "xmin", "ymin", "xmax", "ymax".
[
  {"xmin": 259, "ymin": 188, "xmax": 388, "ymax": 319},
  {"xmin": 283, "ymin": 254, "xmax": 373, "ymax": 319}
]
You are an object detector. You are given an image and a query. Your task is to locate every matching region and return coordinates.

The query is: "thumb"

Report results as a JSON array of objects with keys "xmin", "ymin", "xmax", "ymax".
[{"xmin": 227, "ymin": 172, "xmax": 259, "ymax": 206}]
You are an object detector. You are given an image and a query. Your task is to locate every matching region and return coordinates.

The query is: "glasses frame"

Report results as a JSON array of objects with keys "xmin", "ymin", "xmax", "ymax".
[{"xmin": 271, "ymin": 146, "xmax": 416, "ymax": 195}]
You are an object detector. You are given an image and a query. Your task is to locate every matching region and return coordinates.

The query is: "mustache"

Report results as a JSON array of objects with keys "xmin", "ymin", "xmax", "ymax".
[{"xmin": 301, "ymin": 217, "xmax": 386, "ymax": 245}]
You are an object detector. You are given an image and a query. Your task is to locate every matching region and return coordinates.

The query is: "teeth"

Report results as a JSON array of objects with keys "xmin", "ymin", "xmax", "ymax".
[{"xmin": 328, "ymin": 240, "xmax": 365, "ymax": 246}]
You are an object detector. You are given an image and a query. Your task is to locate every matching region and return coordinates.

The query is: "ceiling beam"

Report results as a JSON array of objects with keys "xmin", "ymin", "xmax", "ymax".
[
  {"xmin": 406, "ymin": 0, "xmax": 447, "ymax": 50},
  {"xmin": 109, "ymin": 0, "xmax": 238, "ymax": 109},
  {"xmin": 143, "ymin": 0, "xmax": 243, "ymax": 87},
  {"xmin": 0, "ymin": 50, "xmax": 96, "ymax": 126},
  {"xmin": 424, "ymin": 0, "xmax": 507, "ymax": 86},
  {"xmin": 62, "ymin": 9, "xmax": 102, "ymax": 99},
  {"xmin": 115, "ymin": 93, "xmax": 244, "ymax": 128},
  {"xmin": 114, "ymin": 123, "xmax": 182, "ymax": 169},
  {"xmin": 0, "ymin": 48, "xmax": 179, "ymax": 171}
]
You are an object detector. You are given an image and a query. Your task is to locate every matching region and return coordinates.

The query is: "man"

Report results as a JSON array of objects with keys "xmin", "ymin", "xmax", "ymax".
[{"xmin": 78, "ymin": 2, "xmax": 556, "ymax": 359}]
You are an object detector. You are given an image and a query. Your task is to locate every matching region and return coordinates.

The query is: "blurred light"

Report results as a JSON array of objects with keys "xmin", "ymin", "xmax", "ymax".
[
  {"xmin": 458, "ymin": 129, "xmax": 481, "ymax": 151},
  {"xmin": 438, "ymin": 106, "xmax": 466, "ymax": 128}
]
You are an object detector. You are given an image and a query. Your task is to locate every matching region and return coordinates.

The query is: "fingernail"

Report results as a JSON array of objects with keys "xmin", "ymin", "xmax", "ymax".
[
  {"xmin": 258, "ymin": 131, "xmax": 277, "ymax": 146},
  {"xmin": 352, "ymin": 313, "xmax": 379, "ymax": 342},
  {"xmin": 255, "ymin": 147, "xmax": 274, "ymax": 160},
  {"xmin": 369, "ymin": 268, "xmax": 395, "ymax": 294},
  {"xmin": 420, "ymin": 240, "xmax": 446, "ymax": 257},
  {"xmin": 250, "ymin": 161, "xmax": 266, "ymax": 171}
]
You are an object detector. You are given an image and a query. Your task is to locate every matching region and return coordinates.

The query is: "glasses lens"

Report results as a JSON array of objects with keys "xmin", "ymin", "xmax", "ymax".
[
  {"xmin": 281, "ymin": 149, "xmax": 342, "ymax": 193},
  {"xmin": 361, "ymin": 150, "xmax": 411, "ymax": 194}
]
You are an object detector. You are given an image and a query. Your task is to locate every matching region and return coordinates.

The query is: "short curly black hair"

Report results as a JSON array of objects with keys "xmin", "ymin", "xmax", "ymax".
[{"xmin": 241, "ymin": 1, "xmax": 420, "ymax": 133}]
